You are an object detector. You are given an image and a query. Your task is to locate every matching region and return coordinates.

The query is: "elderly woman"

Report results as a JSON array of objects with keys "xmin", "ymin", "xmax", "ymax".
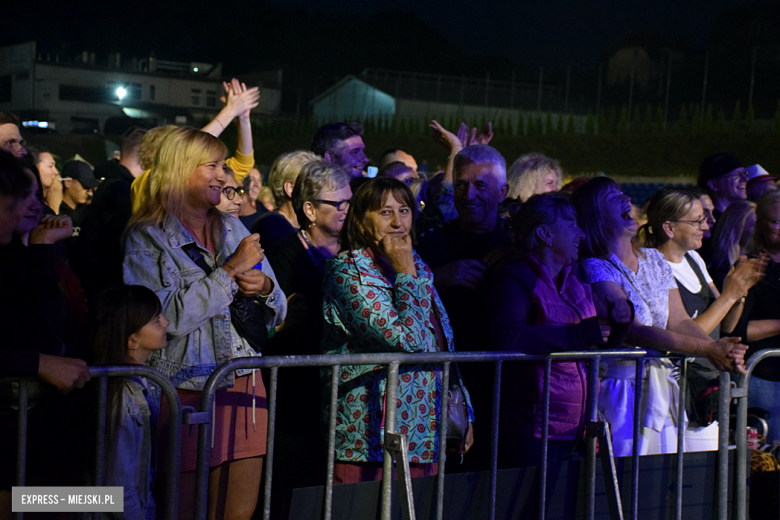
[
  {"xmin": 571, "ymin": 177, "xmax": 748, "ymax": 456},
  {"xmin": 503, "ymin": 153, "xmax": 562, "ymax": 214},
  {"xmin": 262, "ymin": 160, "xmax": 351, "ymax": 517},
  {"xmin": 322, "ymin": 177, "xmax": 474, "ymax": 483},
  {"xmin": 491, "ymin": 194, "xmax": 625, "ymax": 467},
  {"xmin": 252, "ymin": 150, "xmax": 320, "ymax": 248},
  {"xmin": 123, "ymin": 127, "xmax": 286, "ymax": 520}
]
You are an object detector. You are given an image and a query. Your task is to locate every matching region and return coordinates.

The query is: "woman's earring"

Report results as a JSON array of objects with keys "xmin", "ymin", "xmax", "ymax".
[{"xmin": 547, "ymin": 239, "xmax": 552, "ymax": 247}]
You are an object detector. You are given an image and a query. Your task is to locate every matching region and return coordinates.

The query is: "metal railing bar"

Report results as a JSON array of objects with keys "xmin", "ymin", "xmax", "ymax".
[
  {"xmin": 489, "ymin": 361, "xmax": 502, "ymax": 520},
  {"xmin": 716, "ymin": 371, "xmax": 731, "ymax": 520},
  {"xmin": 95, "ymin": 376, "xmax": 107, "ymax": 488},
  {"xmin": 539, "ymin": 358, "xmax": 552, "ymax": 520},
  {"xmin": 323, "ymin": 365, "xmax": 340, "ymax": 520},
  {"xmin": 630, "ymin": 359, "xmax": 643, "ymax": 520},
  {"xmin": 382, "ymin": 361, "xmax": 400, "ymax": 520},
  {"xmin": 674, "ymin": 359, "xmax": 687, "ymax": 520},
  {"xmin": 14, "ymin": 380, "xmax": 29, "ymax": 520},
  {"xmin": 262, "ymin": 367, "xmax": 278, "ymax": 520},
  {"xmin": 435, "ymin": 362, "xmax": 451, "ymax": 520},
  {"xmin": 87, "ymin": 365, "xmax": 183, "ymax": 520},
  {"xmin": 584, "ymin": 356, "xmax": 600, "ymax": 520}
]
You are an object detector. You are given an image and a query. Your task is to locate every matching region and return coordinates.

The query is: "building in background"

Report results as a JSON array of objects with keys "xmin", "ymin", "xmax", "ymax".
[
  {"xmin": 310, "ymin": 68, "xmax": 585, "ymax": 131},
  {"xmin": 0, "ymin": 42, "xmax": 282, "ymax": 135}
]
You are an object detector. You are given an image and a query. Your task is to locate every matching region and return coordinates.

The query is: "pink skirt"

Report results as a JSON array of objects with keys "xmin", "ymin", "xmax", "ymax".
[{"xmin": 159, "ymin": 374, "xmax": 268, "ymax": 472}]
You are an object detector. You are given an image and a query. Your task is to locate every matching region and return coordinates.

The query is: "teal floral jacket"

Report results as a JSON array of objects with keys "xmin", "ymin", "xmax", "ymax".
[{"xmin": 322, "ymin": 248, "xmax": 474, "ymax": 463}]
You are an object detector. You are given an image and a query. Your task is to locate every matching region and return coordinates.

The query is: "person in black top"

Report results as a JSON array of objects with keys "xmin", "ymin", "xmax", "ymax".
[
  {"xmin": 416, "ymin": 144, "xmax": 512, "ymax": 471},
  {"xmin": 263, "ymin": 160, "xmax": 351, "ymax": 519},
  {"xmin": 252, "ymin": 150, "xmax": 319, "ymax": 248}
]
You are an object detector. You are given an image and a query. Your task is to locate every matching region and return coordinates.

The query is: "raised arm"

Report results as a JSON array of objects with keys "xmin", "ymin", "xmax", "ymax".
[{"xmin": 201, "ymin": 79, "xmax": 260, "ymax": 138}]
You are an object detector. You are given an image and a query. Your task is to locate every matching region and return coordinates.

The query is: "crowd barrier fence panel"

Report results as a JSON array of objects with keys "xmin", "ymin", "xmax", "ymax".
[
  {"xmin": 3, "ymin": 365, "xmax": 183, "ymax": 520},
  {"xmin": 7, "ymin": 348, "xmax": 762, "ymax": 520},
  {"xmin": 734, "ymin": 348, "xmax": 780, "ymax": 520}
]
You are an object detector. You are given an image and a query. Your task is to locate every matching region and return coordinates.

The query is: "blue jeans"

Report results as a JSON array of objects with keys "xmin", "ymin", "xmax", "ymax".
[{"xmin": 748, "ymin": 376, "xmax": 780, "ymax": 443}]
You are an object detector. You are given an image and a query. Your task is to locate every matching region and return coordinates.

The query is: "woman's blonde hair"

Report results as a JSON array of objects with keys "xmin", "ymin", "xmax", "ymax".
[
  {"xmin": 129, "ymin": 127, "xmax": 228, "ymax": 247},
  {"xmin": 711, "ymin": 200, "xmax": 756, "ymax": 269},
  {"xmin": 138, "ymin": 125, "xmax": 179, "ymax": 171},
  {"xmin": 506, "ymin": 152, "xmax": 562, "ymax": 202},
  {"xmin": 268, "ymin": 150, "xmax": 321, "ymax": 207}
]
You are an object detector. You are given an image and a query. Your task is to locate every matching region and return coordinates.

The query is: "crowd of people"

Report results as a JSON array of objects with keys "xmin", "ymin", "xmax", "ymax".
[{"xmin": 1, "ymin": 78, "xmax": 778, "ymax": 519}]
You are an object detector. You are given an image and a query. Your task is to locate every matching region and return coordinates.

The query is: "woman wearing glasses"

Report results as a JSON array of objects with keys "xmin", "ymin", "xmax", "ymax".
[
  {"xmin": 641, "ymin": 187, "xmax": 764, "ymax": 450},
  {"xmin": 571, "ymin": 178, "xmax": 749, "ymax": 457},
  {"xmin": 262, "ymin": 160, "xmax": 351, "ymax": 517},
  {"xmin": 123, "ymin": 127, "xmax": 286, "ymax": 520},
  {"xmin": 216, "ymin": 166, "xmax": 245, "ymax": 220}
]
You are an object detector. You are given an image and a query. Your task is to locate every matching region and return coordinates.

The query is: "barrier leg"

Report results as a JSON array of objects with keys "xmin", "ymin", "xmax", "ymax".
[
  {"xmin": 716, "ymin": 372, "xmax": 731, "ymax": 520},
  {"xmin": 735, "ymin": 375, "xmax": 749, "ymax": 520},
  {"xmin": 630, "ymin": 360, "xmax": 644, "ymax": 520},
  {"xmin": 323, "ymin": 365, "xmax": 340, "ymax": 520},
  {"xmin": 14, "ymin": 381, "xmax": 28, "ymax": 520},
  {"xmin": 489, "ymin": 361, "xmax": 502, "ymax": 520},
  {"xmin": 674, "ymin": 359, "xmax": 687, "ymax": 520},
  {"xmin": 262, "ymin": 368, "xmax": 278, "ymax": 520},
  {"xmin": 386, "ymin": 432, "xmax": 416, "ymax": 520},
  {"xmin": 435, "ymin": 362, "xmax": 450, "ymax": 520},
  {"xmin": 381, "ymin": 362, "xmax": 400, "ymax": 520},
  {"xmin": 584, "ymin": 356, "xmax": 601, "ymax": 520},
  {"xmin": 539, "ymin": 359, "xmax": 552, "ymax": 520}
]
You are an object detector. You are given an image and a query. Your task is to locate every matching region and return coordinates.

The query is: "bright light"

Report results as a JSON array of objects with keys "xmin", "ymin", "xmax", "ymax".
[
  {"xmin": 193, "ymin": 67, "xmax": 199, "ymax": 72},
  {"xmin": 116, "ymin": 87, "xmax": 127, "ymax": 100}
]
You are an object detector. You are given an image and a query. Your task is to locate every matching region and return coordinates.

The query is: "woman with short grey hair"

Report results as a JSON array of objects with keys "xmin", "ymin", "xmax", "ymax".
[{"xmin": 251, "ymin": 150, "xmax": 319, "ymax": 248}]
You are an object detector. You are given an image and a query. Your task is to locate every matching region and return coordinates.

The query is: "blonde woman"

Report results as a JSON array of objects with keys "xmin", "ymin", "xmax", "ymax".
[
  {"xmin": 124, "ymin": 126, "xmax": 286, "ymax": 520},
  {"xmin": 708, "ymin": 200, "xmax": 758, "ymax": 288},
  {"xmin": 252, "ymin": 150, "xmax": 320, "ymax": 247},
  {"xmin": 506, "ymin": 153, "xmax": 562, "ymax": 204}
]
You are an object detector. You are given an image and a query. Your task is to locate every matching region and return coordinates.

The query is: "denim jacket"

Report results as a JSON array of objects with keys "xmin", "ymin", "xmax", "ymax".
[
  {"xmin": 123, "ymin": 213, "xmax": 286, "ymax": 390},
  {"xmin": 103, "ymin": 377, "xmax": 160, "ymax": 520}
]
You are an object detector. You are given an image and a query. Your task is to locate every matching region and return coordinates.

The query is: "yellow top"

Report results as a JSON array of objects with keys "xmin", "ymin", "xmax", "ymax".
[{"xmin": 130, "ymin": 149, "xmax": 254, "ymax": 214}]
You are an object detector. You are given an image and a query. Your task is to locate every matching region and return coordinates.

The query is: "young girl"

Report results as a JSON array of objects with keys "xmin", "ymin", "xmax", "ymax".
[{"xmin": 91, "ymin": 285, "xmax": 169, "ymax": 520}]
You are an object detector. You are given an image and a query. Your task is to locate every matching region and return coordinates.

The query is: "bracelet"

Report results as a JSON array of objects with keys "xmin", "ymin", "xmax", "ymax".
[
  {"xmin": 223, "ymin": 262, "xmax": 237, "ymax": 275},
  {"xmin": 214, "ymin": 118, "xmax": 226, "ymax": 130}
]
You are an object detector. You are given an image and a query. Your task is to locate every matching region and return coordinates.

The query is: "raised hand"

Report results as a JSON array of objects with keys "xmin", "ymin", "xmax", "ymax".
[
  {"xmin": 430, "ymin": 120, "xmax": 463, "ymax": 154},
  {"xmin": 223, "ymin": 79, "xmax": 260, "ymax": 121},
  {"xmin": 380, "ymin": 234, "xmax": 416, "ymax": 276},
  {"xmin": 723, "ymin": 255, "xmax": 767, "ymax": 298}
]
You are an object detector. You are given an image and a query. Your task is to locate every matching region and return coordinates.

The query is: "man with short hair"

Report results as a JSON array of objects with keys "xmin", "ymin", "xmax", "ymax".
[
  {"xmin": 0, "ymin": 112, "xmax": 27, "ymax": 158},
  {"xmin": 311, "ymin": 122, "xmax": 368, "ymax": 178},
  {"xmin": 417, "ymin": 145, "xmax": 512, "ymax": 470},
  {"xmin": 698, "ymin": 153, "xmax": 748, "ymax": 221},
  {"xmin": 379, "ymin": 148, "xmax": 419, "ymax": 176}
]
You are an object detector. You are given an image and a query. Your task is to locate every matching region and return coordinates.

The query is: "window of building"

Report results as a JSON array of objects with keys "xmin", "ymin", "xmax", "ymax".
[
  {"xmin": 206, "ymin": 90, "xmax": 217, "ymax": 107},
  {"xmin": 191, "ymin": 88, "xmax": 201, "ymax": 106},
  {"xmin": 129, "ymin": 83, "xmax": 142, "ymax": 101},
  {"xmin": 175, "ymin": 115, "xmax": 187, "ymax": 125},
  {"xmin": 70, "ymin": 116, "xmax": 100, "ymax": 134},
  {"xmin": 149, "ymin": 85, "xmax": 156, "ymax": 100}
]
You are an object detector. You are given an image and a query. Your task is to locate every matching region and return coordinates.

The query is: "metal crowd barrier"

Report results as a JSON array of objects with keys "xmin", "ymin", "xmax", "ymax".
[
  {"xmin": 7, "ymin": 349, "xmax": 770, "ymax": 520},
  {"xmin": 191, "ymin": 349, "xmax": 693, "ymax": 520},
  {"xmin": 4, "ymin": 365, "xmax": 183, "ymax": 520},
  {"xmin": 734, "ymin": 348, "xmax": 780, "ymax": 520}
]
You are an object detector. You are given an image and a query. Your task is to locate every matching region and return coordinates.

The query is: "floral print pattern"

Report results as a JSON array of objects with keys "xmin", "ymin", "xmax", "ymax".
[{"xmin": 322, "ymin": 248, "xmax": 474, "ymax": 463}]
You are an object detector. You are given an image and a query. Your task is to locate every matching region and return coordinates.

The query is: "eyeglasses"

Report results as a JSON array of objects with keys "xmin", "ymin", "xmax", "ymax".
[
  {"xmin": 676, "ymin": 216, "xmax": 708, "ymax": 228},
  {"xmin": 221, "ymin": 186, "xmax": 245, "ymax": 200},
  {"xmin": 314, "ymin": 198, "xmax": 351, "ymax": 211}
]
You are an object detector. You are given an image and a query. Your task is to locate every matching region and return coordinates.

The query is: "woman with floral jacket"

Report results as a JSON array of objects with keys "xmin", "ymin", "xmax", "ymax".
[{"xmin": 322, "ymin": 177, "xmax": 474, "ymax": 484}]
